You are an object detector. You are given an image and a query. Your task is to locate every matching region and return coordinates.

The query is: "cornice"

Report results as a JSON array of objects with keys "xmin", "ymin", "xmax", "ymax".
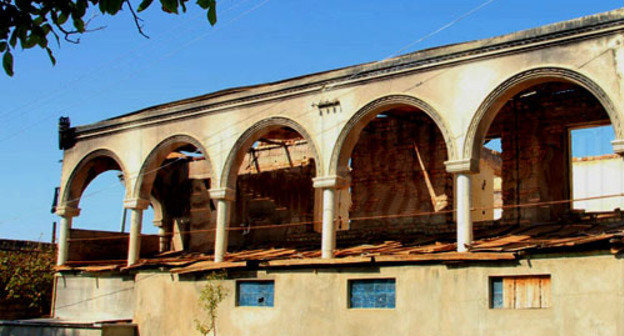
[{"xmin": 74, "ymin": 9, "xmax": 624, "ymax": 140}]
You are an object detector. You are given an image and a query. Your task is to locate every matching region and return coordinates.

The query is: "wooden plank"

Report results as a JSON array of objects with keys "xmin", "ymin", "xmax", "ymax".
[
  {"xmin": 171, "ymin": 261, "xmax": 247, "ymax": 274},
  {"xmin": 374, "ymin": 252, "xmax": 516, "ymax": 263},
  {"xmin": 514, "ymin": 278, "xmax": 527, "ymax": 309},
  {"xmin": 503, "ymin": 277, "xmax": 515, "ymax": 309},
  {"xmin": 540, "ymin": 277, "xmax": 551, "ymax": 308},
  {"xmin": 528, "ymin": 277, "xmax": 541, "ymax": 308},
  {"xmin": 267, "ymin": 256, "xmax": 372, "ymax": 267}
]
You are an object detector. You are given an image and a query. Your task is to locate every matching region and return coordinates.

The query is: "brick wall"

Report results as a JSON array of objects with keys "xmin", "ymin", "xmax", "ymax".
[
  {"xmin": 487, "ymin": 84, "xmax": 610, "ymax": 223},
  {"xmin": 348, "ymin": 112, "xmax": 453, "ymax": 228}
]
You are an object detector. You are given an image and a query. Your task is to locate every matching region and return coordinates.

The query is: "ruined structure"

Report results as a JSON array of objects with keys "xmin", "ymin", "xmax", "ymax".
[{"xmin": 5, "ymin": 9, "xmax": 624, "ymax": 336}]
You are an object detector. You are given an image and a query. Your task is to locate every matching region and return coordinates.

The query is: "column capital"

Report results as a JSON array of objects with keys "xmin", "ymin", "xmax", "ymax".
[
  {"xmin": 612, "ymin": 139, "xmax": 624, "ymax": 156},
  {"xmin": 209, "ymin": 187, "xmax": 236, "ymax": 201},
  {"xmin": 124, "ymin": 198, "xmax": 150, "ymax": 210},
  {"xmin": 444, "ymin": 158, "xmax": 479, "ymax": 174},
  {"xmin": 313, "ymin": 175, "xmax": 348, "ymax": 189},
  {"xmin": 55, "ymin": 205, "xmax": 80, "ymax": 218}
]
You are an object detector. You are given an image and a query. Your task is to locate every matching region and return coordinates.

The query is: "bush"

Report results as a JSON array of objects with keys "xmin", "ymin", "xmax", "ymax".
[{"xmin": 0, "ymin": 246, "xmax": 56, "ymax": 318}]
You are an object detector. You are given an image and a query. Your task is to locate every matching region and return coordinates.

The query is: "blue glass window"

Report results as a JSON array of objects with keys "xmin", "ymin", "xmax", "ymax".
[
  {"xmin": 349, "ymin": 279, "xmax": 395, "ymax": 309},
  {"xmin": 491, "ymin": 278, "xmax": 503, "ymax": 309},
  {"xmin": 237, "ymin": 281, "xmax": 274, "ymax": 307}
]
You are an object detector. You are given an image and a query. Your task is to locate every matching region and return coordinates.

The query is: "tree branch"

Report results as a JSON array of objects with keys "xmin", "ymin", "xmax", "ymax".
[{"xmin": 125, "ymin": 0, "xmax": 149, "ymax": 39}]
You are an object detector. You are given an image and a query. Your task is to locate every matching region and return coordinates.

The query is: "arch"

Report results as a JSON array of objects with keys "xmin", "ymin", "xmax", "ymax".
[
  {"xmin": 134, "ymin": 134, "xmax": 215, "ymax": 201},
  {"xmin": 464, "ymin": 67, "xmax": 622, "ymax": 163},
  {"xmin": 220, "ymin": 116, "xmax": 322, "ymax": 188},
  {"xmin": 61, "ymin": 148, "xmax": 129, "ymax": 208},
  {"xmin": 329, "ymin": 94, "xmax": 455, "ymax": 176}
]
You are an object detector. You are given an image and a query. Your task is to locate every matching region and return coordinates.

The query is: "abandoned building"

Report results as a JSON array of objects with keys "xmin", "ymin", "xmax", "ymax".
[{"xmin": 5, "ymin": 8, "xmax": 624, "ymax": 336}]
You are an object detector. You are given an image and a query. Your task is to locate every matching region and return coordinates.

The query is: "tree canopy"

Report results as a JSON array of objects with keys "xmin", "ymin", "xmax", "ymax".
[{"xmin": 0, "ymin": 0, "xmax": 217, "ymax": 76}]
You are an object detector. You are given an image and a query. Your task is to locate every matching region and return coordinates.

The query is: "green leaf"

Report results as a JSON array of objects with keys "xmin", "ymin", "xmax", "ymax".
[
  {"xmin": 46, "ymin": 48, "xmax": 56, "ymax": 65},
  {"xmin": 196, "ymin": 0, "xmax": 210, "ymax": 9},
  {"xmin": 21, "ymin": 34, "xmax": 40, "ymax": 49},
  {"xmin": 57, "ymin": 13, "xmax": 69, "ymax": 25},
  {"xmin": 37, "ymin": 35, "xmax": 48, "ymax": 49},
  {"xmin": 76, "ymin": 0, "xmax": 88, "ymax": 17},
  {"xmin": 208, "ymin": 5, "xmax": 216, "ymax": 25},
  {"xmin": 73, "ymin": 17, "xmax": 85, "ymax": 32},
  {"xmin": 0, "ymin": 42, "xmax": 6, "ymax": 53},
  {"xmin": 161, "ymin": 0, "xmax": 178, "ymax": 13},
  {"xmin": 101, "ymin": 0, "xmax": 124, "ymax": 14},
  {"xmin": 137, "ymin": 0, "xmax": 154, "ymax": 12},
  {"xmin": 99, "ymin": 0, "xmax": 107, "ymax": 13},
  {"xmin": 3, "ymin": 52, "xmax": 14, "ymax": 77},
  {"xmin": 9, "ymin": 29, "xmax": 21, "ymax": 48}
]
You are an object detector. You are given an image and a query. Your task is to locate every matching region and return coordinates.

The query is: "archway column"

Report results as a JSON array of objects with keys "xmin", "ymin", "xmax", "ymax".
[
  {"xmin": 313, "ymin": 176, "xmax": 348, "ymax": 259},
  {"xmin": 124, "ymin": 198, "xmax": 150, "ymax": 266},
  {"xmin": 55, "ymin": 205, "xmax": 81, "ymax": 266},
  {"xmin": 209, "ymin": 187, "xmax": 235, "ymax": 263},
  {"xmin": 613, "ymin": 139, "xmax": 624, "ymax": 156},
  {"xmin": 445, "ymin": 159, "xmax": 478, "ymax": 253}
]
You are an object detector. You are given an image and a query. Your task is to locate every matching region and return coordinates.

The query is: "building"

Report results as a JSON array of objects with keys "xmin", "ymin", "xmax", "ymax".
[{"xmin": 4, "ymin": 8, "xmax": 624, "ymax": 336}]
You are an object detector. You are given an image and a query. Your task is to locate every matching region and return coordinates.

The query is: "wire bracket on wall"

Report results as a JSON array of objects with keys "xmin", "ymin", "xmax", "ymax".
[{"xmin": 312, "ymin": 100, "xmax": 341, "ymax": 116}]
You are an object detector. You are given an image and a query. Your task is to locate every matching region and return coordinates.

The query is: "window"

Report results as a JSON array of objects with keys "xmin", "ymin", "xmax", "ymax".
[
  {"xmin": 349, "ymin": 279, "xmax": 395, "ymax": 309},
  {"xmin": 490, "ymin": 275, "xmax": 551, "ymax": 309},
  {"xmin": 237, "ymin": 281, "xmax": 274, "ymax": 307},
  {"xmin": 570, "ymin": 126, "xmax": 623, "ymax": 213}
]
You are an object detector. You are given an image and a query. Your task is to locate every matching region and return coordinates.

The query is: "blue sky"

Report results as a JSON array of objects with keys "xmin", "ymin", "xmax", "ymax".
[{"xmin": 0, "ymin": 0, "xmax": 619, "ymax": 241}]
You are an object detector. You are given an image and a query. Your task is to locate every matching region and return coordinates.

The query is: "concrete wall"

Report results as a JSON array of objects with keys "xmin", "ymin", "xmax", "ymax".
[
  {"xmin": 573, "ymin": 154, "xmax": 624, "ymax": 212},
  {"xmin": 0, "ymin": 322, "xmax": 136, "ymax": 336},
  {"xmin": 57, "ymin": 12, "xmax": 624, "ymax": 209},
  {"xmin": 128, "ymin": 253, "xmax": 623, "ymax": 336},
  {"xmin": 53, "ymin": 274, "xmax": 135, "ymax": 322}
]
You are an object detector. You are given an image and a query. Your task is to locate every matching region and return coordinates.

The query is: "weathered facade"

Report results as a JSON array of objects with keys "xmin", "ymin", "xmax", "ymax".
[{"xmin": 7, "ymin": 8, "xmax": 624, "ymax": 336}]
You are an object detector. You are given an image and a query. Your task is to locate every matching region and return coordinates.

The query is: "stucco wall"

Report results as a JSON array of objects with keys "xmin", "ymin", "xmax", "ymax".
[
  {"xmin": 53, "ymin": 274, "xmax": 136, "ymax": 322},
  {"xmin": 127, "ymin": 253, "xmax": 623, "ymax": 336},
  {"xmin": 57, "ymin": 21, "xmax": 624, "ymax": 205}
]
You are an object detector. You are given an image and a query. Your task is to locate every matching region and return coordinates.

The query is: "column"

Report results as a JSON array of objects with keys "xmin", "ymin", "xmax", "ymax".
[
  {"xmin": 124, "ymin": 198, "xmax": 150, "ymax": 266},
  {"xmin": 313, "ymin": 176, "xmax": 347, "ymax": 259},
  {"xmin": 613, "ymin": 139, "xmax": 624, "ymax": 157},
  {"xmin": 209, "ymin": 188, "xmax": 235, "ymax": 263},
  {"xmin": 455, "ymin": 173, "xmax": 472, "ymax": 252},
  {"xmin": 445, "ymin": 159, "xmax": 478, "ymax": 253},
  {"xmin": 55, "ymin": 205, "xmax": 80, "ymax": 266}
]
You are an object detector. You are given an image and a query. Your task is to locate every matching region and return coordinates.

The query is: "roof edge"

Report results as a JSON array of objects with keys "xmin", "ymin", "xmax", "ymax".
[{"xmin": 74, "ymin": 7, "xmax": 624, "ymax": 136}]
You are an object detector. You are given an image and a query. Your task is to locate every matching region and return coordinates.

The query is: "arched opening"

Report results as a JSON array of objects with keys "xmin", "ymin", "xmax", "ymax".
[
  {"xmin": 61, "ymin": 151, "xmax": 133, "ymax": 262},
  {"xmin": 224, "ymin": 121, "xmax": 319, "ymax": 249},
  {"xmin": 333, "ymin": 98, "xmax": 454, "ymax": 245},
  {"xmin": 477, "ymin": 80, "xmax": 621, "ymax": 225},
  {"xmin": 135, "ymin": 136, "xmax": 215, "ymax": 255}
]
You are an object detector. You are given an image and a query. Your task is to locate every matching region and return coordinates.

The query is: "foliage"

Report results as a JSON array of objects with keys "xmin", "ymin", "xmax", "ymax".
[
  {"xmin": 195, "ymin": 271, "xmax": 228, "ymax": 336},
  {"xmin": 0, "ymin": 246, "xmax": 56, "ymax": 314},
  {"xmin": 0, "ymin": 0, "xmax": 218, "ymax": 76}
]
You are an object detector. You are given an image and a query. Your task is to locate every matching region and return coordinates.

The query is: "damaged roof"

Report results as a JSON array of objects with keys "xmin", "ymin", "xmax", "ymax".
[{"xmin": 57, "ymin": 215, "xmax": 624, "ymax": 274}]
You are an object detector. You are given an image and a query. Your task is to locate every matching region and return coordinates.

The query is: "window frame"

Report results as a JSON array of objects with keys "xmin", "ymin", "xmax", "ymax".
[
  {"xmin": 235, "ymin": 279, "xmax": 275, "ymax": 308},
  {"xmin": 347, "ymin": 278, "xmax": 396, "ymax": 309},
  {"xmin": 489, "ymin": 274, "xmax": 551, "ymax": 310}
]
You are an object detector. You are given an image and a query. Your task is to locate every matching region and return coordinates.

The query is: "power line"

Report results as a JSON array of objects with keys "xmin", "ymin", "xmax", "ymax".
[
  {"xmin": 0, "ymin": 0, "xmax": 249, "ymax": 122},
  {"xmin": 65, "ymin": 192, "xmax": 624, "ymax": 243},
  {"xmin": 0, "ymin": 0, "xmax": 269, "ymax": 144}
]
